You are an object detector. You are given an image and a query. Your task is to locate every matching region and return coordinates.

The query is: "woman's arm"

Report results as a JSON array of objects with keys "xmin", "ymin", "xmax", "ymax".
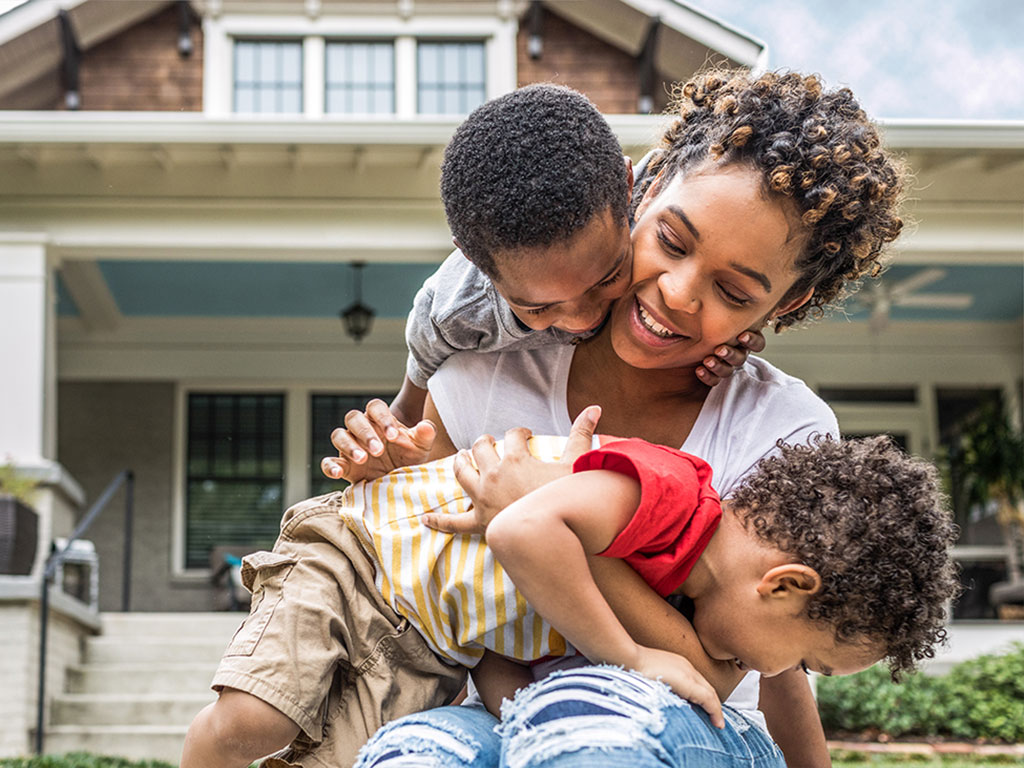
[
  {"xmin": 759, "ymin": 670, "xmax": 831, "ymax": 768},
  {"xmin": 487, "ymin": 470, "xmax": 724, "ymax": 727}
]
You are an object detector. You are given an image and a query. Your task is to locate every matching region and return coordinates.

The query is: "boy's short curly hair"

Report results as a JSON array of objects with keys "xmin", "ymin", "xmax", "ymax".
[
  {"xmin": 729, "ymin": 435, "xmax": 959, "ymax": 679},
  {"xmin": 440, "ymin": 84, "xmax": 629, "ymax": 278},
  {"xmin": 637, "ymin": 69, "xmax": 908, "ymax": 328}
]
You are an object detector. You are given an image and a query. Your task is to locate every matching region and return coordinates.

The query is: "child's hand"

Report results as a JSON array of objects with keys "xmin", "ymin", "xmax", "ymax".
[
  {"xmin": 320, "ymin": 399, "xmax": 436, "ymax": 483},
  {"xmin": 421, "ymin": 406, "xmax": 601, "ymax": 536},
  {"xmin": 632, "ymin": 646, "xmax": 724, "ymax": 729},
  {"xmin": 695, "ymin": 328, "xmax": 765, "ymax": 387}
]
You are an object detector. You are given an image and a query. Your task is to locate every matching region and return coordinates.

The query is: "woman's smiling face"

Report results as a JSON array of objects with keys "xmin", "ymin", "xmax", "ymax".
[{"xmin": 609, "ymin": 162, "xmax": 813, "ymax": 372}]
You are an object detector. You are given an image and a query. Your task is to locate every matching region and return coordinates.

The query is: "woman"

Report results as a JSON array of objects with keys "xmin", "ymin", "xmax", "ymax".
[{"xmin": 332, "ymin": 69, "xmax": 906, "ymax": 768}]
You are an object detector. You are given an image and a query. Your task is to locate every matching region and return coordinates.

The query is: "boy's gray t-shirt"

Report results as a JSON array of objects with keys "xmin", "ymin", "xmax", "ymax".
[{"xmin": 404, "ymin": 251, "xmax": 581, "ymax": 388}]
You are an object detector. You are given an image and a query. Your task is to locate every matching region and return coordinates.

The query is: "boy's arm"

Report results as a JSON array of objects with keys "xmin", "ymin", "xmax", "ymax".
[
  {"xmin": 586, "ymin": 554, "xmax": 745, "ymax": 702},
  {"xmin": 390, "ymin": 375, "xmax": 428, "ymax": 428},
  {"xmin": 470, "ymin": 650, "xmax": 534, "ymax": 718},
  {"xmin": 486, "ymin": 470, "xmax": 724, "ymax": 727}
]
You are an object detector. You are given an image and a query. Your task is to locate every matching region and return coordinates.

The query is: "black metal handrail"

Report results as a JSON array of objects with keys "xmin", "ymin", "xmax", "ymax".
[{"xmin": 34, "ymin": 469, "xmax": 134, "ymax": 755}]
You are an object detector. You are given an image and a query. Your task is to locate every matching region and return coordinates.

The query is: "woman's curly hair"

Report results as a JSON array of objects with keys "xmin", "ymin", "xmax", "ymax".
[
  {"xmin": 728, "ymin": 435, "xmax": 960, "ymax": 679},
  {"xmin": 635, "ymin": 69, "xmax": 908, "ymax": 328}
]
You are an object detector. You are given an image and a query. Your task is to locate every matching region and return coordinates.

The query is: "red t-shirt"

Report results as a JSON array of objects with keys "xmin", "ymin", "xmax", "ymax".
[{"xmin": 573, "ymin": 437, "xmax": 722, "ymax": 597}]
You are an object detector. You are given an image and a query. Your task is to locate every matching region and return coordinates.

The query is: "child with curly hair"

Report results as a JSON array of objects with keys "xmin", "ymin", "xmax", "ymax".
[{"xmin": 184, "ymin": 431, "xmax": 957, "ymax": 768}]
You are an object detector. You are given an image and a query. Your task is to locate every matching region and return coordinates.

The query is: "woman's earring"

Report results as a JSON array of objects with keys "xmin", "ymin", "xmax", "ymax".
[{"xmin": 765, "ymin": 317, "xmax": 775, "ymax": 328}]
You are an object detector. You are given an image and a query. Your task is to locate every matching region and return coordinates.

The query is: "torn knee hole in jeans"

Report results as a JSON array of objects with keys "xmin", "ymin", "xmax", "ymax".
[
  {"xmin": 356, "ymin": 719, "xmax": 482, "ymax": 767},
  {"xmin": 498, "ymin": 666, "xmax": 686, "ymax": 767}
]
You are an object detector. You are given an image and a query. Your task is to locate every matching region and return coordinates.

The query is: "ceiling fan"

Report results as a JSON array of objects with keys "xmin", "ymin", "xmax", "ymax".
[{"xmin": 852, "ymin": 267, "xmax": 974, "ymax": 333}]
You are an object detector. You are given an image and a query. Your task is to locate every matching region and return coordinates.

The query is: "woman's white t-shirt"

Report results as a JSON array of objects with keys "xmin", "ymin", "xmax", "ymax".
[{"xmin": 428, "ymin": 346, "xmax": 839, "ymax": 727}]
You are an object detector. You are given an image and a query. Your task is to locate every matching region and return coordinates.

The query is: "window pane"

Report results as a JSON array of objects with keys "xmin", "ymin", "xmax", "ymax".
[
  {"xmin": 185, "ymin": 393, "xmax": 284, "ymax": 569},
  {"xmin": 236, "ymin": 42, "xmax": 256, "ymax": 81},
  {"xmin": 233, "ymin": 40, "xmax": 304, "ymax": 115},
  {"xmin": 417, "ymin": 41, "xmax": 486, "ymax": 115},
  {"xmin": 258, "ymin": 87, "xmax": 277, "ymax": 113},
  {"xmin": 309, "ymin": 393, "xmax": 396, "ymax": 497},
  {"xmin": 281, "ymin": 87, "xmax": 302, "ymax": 113},
  {"xmin": 325, "ymin": 41, "xmax": 395, "ymax": 115},
  {"xmin": 281, "ymin": 45, "xmax": 302, "ymax": 83}
]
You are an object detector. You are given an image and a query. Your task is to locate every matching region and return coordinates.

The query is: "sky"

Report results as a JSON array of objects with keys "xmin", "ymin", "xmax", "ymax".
[
  {"xmin": 1, "ymin": 0, "xmax": 1021, "ymax": 120},
  {"xmin": 690, "ymin": 0, "xmax": 1024, "ymax": 120}
]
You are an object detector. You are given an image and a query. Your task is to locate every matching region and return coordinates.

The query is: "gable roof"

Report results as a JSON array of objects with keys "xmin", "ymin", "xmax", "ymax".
[
  {"xmin": 0, "ymin": 0, "xmax": 173, "ymax": 105},
  {"xmin": 0, "ymin": 0, "xmax": 765, "ymax": 107}
]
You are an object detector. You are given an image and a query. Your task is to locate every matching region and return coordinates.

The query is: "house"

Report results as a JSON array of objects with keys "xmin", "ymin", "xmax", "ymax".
[{"xmin": 0, "ymin": 0, "xmax": 1020, "ymax": 761}]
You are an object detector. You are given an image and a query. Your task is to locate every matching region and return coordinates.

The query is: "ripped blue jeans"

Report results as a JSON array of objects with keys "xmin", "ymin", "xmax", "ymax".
[{"xmin": 354, "ymin": 666, "xmax": 786, "ymax": 768}]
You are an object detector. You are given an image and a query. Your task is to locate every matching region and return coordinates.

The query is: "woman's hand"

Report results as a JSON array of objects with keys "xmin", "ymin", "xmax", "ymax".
[
  {"xmin": 695, "ymin": 328, "xmax": 766, "ymax": 387},
  {"xmin": 631, "ymin": 645, "xmax": 724, "ymax": 729},
  {"xmin": 320, "ymin": 398, "xmax": 437, "ymax": 484},
  {"xmin": 421, "ymin": 405, "xmax": 602, "ymax": 536}
]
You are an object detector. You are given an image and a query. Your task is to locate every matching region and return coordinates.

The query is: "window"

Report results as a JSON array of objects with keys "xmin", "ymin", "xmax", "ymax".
[
  {"xmin": 234, "ymin": 40, "xmax": 303, "ymax": 113},
  {"xmin": 417, "ymin": 41, "xmax": 486, "ymax": 114},
  {"xmin": 185, "ymin": 394, "xmax": 284, "ymax": 569},
  {"xmin": 326, "ymin": 41, "xmax": 395, "ymax": 114},
  {"xmin": 309, "ymin": 393, "xmax": 397, "ymax": 497}
]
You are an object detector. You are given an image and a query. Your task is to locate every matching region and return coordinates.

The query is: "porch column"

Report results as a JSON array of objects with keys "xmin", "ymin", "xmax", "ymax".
[{"xmin": 0, "ymin": 234, "xmax": 55, "ymax": 463}]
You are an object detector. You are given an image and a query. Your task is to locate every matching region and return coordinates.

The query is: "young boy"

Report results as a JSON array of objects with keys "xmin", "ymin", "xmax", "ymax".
[
  {"xmin": 183, "ymin": 433, "xmax": 958, "ymax": 768},
  {"xmin": 355, "ymin": 84, "xmax": 758, "ymax": 440}
]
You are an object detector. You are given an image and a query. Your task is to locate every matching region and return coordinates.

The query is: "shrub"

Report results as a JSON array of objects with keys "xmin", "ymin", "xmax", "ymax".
[{"xmin": 818, "ymin": 643, "xmax": 1024, "ymax": 742}]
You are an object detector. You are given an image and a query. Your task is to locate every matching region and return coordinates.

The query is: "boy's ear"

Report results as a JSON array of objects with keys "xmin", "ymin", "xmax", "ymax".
[
  {"xmin": 633, "ymin": 166, "xmax": 669, "ymax": 222},
  {"xmin": 756, "ymin": 564, "xmax": 822, "ymax": 600},
  {"xmin": 452, "ymin": 237, "xmax": 464, "ymax": 253},
  {"xmin": 624, "ymin": 155, "xmax": 635, "ymax": 197}
]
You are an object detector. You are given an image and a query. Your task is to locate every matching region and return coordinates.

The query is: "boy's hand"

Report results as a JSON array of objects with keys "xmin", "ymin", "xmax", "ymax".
[
  {"xmin": 320, "ymin": 399, "xmax": 436, "ymax": 483},
  {"xmin": 421, "ymin": 406, "xmax": 601, "ymax": 536},
  {"xmin": 695, "ymin": 328, "xmax": 765, "ymax": 387},
  {"xmin": 632, "ymin": 646, "xmax": 724, "ymax": 729}
]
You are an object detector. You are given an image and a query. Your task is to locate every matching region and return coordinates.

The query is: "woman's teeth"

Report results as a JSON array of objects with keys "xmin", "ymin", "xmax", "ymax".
[{"xmin": 638, "ymin": 304, "xmax": 678, "ymax": 338}]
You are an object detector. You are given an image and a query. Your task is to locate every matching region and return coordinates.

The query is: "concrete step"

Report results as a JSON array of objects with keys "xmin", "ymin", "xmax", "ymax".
[
  {"xmin": 43, "ymin": 725, "xmax": 188, "ymax": 765},
  {"xmin": 85, "ymin": 636, "xmax": 229, "ymax": 664},
  {"xmin": 51, "ymin": 692, "xmax": 214, "ymax": 727},
  {"xmin": 100, "ymin": 611, "xmax": 246, "ymax": 639},
  {"xmin": 67, "ymin": 662, "xmax": 218, "ymax": 695}
]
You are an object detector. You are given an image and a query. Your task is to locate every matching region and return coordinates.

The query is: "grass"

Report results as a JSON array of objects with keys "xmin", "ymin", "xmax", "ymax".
[
  {"xmin": 831, "ymin": 751, "xmax": 1021, "ymax": 767},
  {"xmin": 0, "ymin": 755, "xmax": 174, "ymax": 768}
]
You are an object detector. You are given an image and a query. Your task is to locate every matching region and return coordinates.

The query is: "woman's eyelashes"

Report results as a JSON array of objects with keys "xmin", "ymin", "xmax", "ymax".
[
  {"xmin": 716, "ymin": 283, "xmax": 752, "ymax": 306},
  {"xmin": 656, "ymin": 225, "xmax": 687, "ymax": 257}
]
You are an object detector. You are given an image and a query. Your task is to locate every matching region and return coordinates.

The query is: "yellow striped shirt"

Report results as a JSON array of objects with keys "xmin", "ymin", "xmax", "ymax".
[{"xmin": 339, "ymin": 435, "xmax": 575, "ymax": 667}]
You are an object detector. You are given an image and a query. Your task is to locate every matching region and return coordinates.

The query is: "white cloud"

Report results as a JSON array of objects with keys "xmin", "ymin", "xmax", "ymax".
[{"xmin": 686, "ymin": 0, "xmax": 1024, "ymax": 118}]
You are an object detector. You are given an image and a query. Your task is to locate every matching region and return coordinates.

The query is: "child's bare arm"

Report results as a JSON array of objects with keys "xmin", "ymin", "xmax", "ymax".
[
  {"xmin": 470, "ymin": 650, "xmax": 534, "ymax": 717},
  {"xmin": 391, "ymin": 375, "xmax": 428, "ymax": 428},
  {"xmin": 486, "ymin": 470, "xmax": 724, "ymax": 728},
  {"xmin": 586, "ymin": 554, "xmax": 745, "ymax": 702}
]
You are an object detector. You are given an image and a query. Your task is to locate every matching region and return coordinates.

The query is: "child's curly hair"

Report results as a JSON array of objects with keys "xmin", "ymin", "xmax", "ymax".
[
  {"xmin": 728, "ymin": 435, "xmax": 959, "ymax": 679},
  {"xmin": 441, "ymin": 84, "xmax": 629, "ymax": 278},
  {"xmin": 636, "ymin": 69, "xmax": 907, "ymax": 328}
]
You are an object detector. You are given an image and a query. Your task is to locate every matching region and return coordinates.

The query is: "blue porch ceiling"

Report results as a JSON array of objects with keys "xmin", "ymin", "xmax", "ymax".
[
  {"xmin": 57, "ymin": 261, "xmax": 439, "ymax": 318},
  {"xmin": 54, "ymin": 260, "xmax": 1023, "ymax": 322}
]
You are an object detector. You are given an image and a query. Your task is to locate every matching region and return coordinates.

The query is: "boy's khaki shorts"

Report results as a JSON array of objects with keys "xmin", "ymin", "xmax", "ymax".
[{"xmin": 211, "ymin": 495, "xmax": 467, "ymax": 768}]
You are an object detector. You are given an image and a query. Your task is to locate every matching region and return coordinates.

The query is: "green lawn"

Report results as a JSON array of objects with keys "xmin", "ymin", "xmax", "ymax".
[{"xmin": 831, "ymin": 751, "xmax": 1021, "ymax": 767}]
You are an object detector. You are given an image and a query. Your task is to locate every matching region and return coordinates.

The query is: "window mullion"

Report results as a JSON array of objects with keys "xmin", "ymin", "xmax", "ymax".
[
  {"xmin": 305, "ymin": 35, "xmax": 325, "ymax": 117},
  {"xmin": 395, "ymin": 35, "xmax": 416, "ymax": 118}
]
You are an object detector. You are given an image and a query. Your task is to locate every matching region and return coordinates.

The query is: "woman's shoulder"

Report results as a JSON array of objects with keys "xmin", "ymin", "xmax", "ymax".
[{"xmin": 720, "ymin": 356, "xmax": 828, "ymax": 411}]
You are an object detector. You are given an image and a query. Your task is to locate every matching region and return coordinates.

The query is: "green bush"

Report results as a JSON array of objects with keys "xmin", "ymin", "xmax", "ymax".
[
  {"xmin": 0, "ymin": 754, "xmax": 174, "ymax": 768},
  {"xmin": 818, "ymin": 642, "xmax": 1024, "ymax": 742}
]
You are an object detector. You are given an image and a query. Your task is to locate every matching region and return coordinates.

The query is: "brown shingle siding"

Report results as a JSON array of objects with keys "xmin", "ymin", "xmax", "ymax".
[
  {"xmin": 517, "ymin": 9, "xmax": 640, "ymax": 114},
  {"xmin": 67, "ymin": 4, "xmax": 202, "ymax": 111}
]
